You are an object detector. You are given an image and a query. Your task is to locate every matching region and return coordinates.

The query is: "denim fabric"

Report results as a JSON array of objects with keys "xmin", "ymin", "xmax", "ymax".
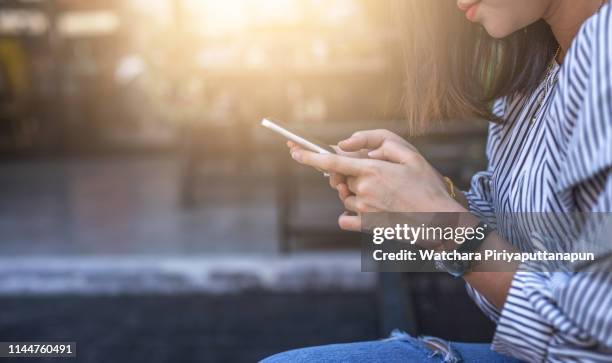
[{"xmin": 261, "ymin": 331, "xmax": 524, "ymax": 363}]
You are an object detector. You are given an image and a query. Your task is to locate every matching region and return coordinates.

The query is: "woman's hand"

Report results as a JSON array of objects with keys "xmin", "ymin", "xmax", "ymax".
[
  {"xmin": 288, "ymin": 129, "xmax": 411, "ymax": 202},
  {"xmin": 287, "ymin": 141, "xmax": 364, "ymax": 202},
  {"xmin": 331, "ymin": 130, "xmax": 415, "ymax": 202},
  {"xmin": 288, "ymin": 129, "xmax": 467, "ymax": 231}
]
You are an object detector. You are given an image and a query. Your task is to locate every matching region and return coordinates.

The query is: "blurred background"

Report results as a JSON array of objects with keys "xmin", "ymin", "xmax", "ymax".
[{"xmin": 0, "ymin": 0, "xmax": 493, "ymax": 362}]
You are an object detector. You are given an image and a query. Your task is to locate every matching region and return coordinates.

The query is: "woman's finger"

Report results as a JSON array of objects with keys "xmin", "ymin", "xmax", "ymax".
[
  {"xmin": 329, "ymin": 173, "xmax": 346, "ymax": 190},
  {"xmin": 337, "ymin": 183, "xmax": 352, "ymax": 201},
  {"xmin": 346, "ymin": 177, "xmax": 360, "ymax": 195},
  {"xmin": 291, "ymin": 150, "xmax": 367, "ymax": 176},
  {"xmin": 288, "ymin": 145, "xmax": 328, "ymax": 174},
  {"xmin": 338, "ymin": 130, "xmax": 394, "ymax": 151},
  {"xmin": 331, "ymin": 145, "xmax": 370, "ymax": 159},
  {"xmin": 338, "ymin": 129, "xmax": 408, "ymax": 152},
  {"xmin": 338, "ymin": 212, "xmax": 361, "ymax": 232},
  {"xmin": 368, "ymin": 139, "xmax": 417, "ymax": 164},
  {"xmin": 343, "ymin": 195, "xmax": 377, "ymax": 214},
  {"xmin": 343, "ymin": 195, "xmax": 360, "ymax": 213},
  {"xmin": 288, "ymin": 143, "xmax": 304, "ymax": 156}
]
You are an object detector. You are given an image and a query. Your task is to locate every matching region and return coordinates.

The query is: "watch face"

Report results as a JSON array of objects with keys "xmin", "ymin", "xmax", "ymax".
[{"xmin": 435, "ymin": 260, "xmax": 470, "ymax": 277}]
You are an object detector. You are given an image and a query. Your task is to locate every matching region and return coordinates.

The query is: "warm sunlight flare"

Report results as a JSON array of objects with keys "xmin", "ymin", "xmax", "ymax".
[{"xmin": 128, "ymin": 0, "xmax": 359, "ymax": 35}]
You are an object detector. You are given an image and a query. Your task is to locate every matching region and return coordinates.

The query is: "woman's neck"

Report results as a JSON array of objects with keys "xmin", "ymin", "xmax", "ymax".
[{"xmin": 543, "ymin": 0, "xmax": 604, "ymax": 62}]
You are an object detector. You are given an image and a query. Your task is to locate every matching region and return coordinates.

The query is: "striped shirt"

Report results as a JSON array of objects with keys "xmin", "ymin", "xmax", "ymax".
[{"xmin": 463, "ymin": 4, "xmax": 612, "ymax": 362}]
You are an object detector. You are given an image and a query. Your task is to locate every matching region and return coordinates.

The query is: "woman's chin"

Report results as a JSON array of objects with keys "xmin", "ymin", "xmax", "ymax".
[{"xmin": 482, "ymin": 24, "xmax": 514, "ymax": 39}]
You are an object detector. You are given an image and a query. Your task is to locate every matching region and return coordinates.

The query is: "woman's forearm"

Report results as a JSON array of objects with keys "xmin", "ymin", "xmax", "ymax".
[
  {"xmin": 444, "ymin": 211, "xmax": 519, "ymax": 310},
  {"xmin": 462, "ymin": 229, "xmax": 520, "ymax": 310},
  {"xmin": 457, "ymin": 191, "xmax": 469, "ymax": 210}
]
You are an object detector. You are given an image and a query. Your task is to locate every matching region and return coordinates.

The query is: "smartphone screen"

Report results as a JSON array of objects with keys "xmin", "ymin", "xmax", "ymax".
[{"xmin": 260, "ymin": 118, "xmax": 335, "ymax": 154}]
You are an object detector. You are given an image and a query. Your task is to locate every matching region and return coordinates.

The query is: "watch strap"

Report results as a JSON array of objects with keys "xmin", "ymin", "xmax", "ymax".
[{"xmin": 437, "ymin": 220, "xmax": 492, "ymax": 277}]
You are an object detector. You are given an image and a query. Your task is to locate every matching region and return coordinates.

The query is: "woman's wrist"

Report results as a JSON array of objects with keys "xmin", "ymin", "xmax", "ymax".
[
  {"xmin": 439, "ymin": 176, "xmax": 469, "ymax": 213},
  {"xmin": 432, "ymin": 214, "xmax": 517, "ymax": 309},
  {"xmin": 438, "ymin": 197, "xmax": 469, "ymax": 213},
  {"xmin": 432, "ymin": 211, "xmax": 480, "ymax": 252}
]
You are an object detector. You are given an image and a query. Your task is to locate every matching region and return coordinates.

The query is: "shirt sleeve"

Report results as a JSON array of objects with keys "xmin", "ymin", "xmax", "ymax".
[
  {"xmin": 492, "ymin": 6, "xmax": 612, "ymax": 361},
  {"xmin": 492, "ymin": 257, "xmax": 612, "ymax": 362},
  {"xmin": 464, "ymin": 99, "xmax": 505, "ymax": 226},
  {"xmin": 464, "ymin": 169, "xmax": 496, "ymax": 223},
  {"xmin": 465, "ymin": 283, "xmax": 501, "ymax": 323},
  {"xmin": 493, "ymin": 178, "xmax": 612, "ymax": 363},
  {"xmin": 462, "ymin": 99, "xmax": 506, "ymax": 322},
  {"xmin": 493, "ymin": 163, "xmax": 612, "ymax": 362}
]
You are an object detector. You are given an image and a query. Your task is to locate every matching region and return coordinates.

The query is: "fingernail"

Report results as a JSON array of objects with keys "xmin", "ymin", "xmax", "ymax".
[
  {"xmin": 291, "ymin": 152, "xmax": 301, "ymax": 161},
  {"xmin": 367, "ymin": 151, "xmax": 375, "ymax": 157}
]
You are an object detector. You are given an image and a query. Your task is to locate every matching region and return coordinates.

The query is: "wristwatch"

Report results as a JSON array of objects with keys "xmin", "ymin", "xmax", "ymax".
[{"xmin": 435, "ymin": 221, "xmax": 492, "ymax": 277}]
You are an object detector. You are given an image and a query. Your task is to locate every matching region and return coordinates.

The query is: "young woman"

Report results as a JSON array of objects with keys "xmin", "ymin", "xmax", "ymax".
[{"xmin": 263, "ymin": 0, "xmax": 612, "ymax": 362}]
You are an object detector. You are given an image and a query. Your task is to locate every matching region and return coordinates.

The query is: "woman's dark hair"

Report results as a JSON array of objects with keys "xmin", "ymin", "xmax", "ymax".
[{"xmin": 396, "ymin": 0, "xmax": 558, "ymax": 133}]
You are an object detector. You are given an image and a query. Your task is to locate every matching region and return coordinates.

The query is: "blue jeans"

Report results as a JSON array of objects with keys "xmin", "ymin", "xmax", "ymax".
[{"xmin": 261, "ymin": 331, "xmax": 523, "ymax": 363}]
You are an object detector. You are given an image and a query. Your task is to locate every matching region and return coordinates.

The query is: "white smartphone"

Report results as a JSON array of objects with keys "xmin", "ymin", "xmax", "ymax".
[{"xmin": 261, "ymin": 118, "xmax": 335, "ymax": 154}]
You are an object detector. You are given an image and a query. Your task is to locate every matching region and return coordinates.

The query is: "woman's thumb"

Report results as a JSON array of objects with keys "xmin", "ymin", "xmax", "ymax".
[{"xmin": 367, "ymin": 140, "xmax": 413, "ymax": 164}]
